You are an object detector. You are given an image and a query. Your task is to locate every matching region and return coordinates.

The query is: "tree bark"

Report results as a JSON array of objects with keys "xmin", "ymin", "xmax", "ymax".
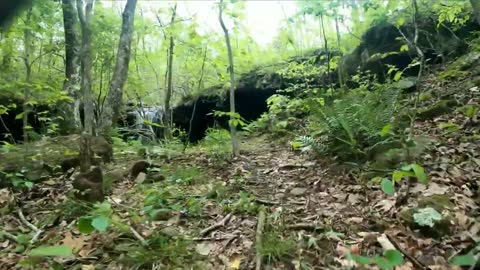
[
  {"xmin": 163, "ymin": 4, "xmax": 177, "ymax": 139},
  {"xmin": 22, "ymin": 6, "xmax": 33, "ymax": 144},
  {"xmin": 77, "ymin": 0, "xmax": 94, "ymax": 171},
  {"xmin": 470, "ymin": 0, "xmax": 480, "ymax": 27},
  {"xmin": 61, "ymin": 0, "xmax": 82, "ymax": 133},
  {"xmin": 98, "ymin": 0, "xmax": 137, "ymax": 136},
  {"xmin": 219, "ymin": 0, "xmax": 240, "ymax": 157}
]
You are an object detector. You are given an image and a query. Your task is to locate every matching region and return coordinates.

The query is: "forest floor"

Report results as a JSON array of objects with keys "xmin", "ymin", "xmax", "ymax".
[{"xmin": 1, "ymin": 59, "xmax": 480, "ymax": 269}]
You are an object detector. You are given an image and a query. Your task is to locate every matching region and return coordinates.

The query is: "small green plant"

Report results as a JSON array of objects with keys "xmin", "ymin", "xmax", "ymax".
[
  {"xmin": 260, "ymin": 231, "xmax": 295, "ymax": 264},
  {"xmin": 199, "ymin": 128, "xmax": 232, "ymax": 162},
  {"xmin": 164, "ymin": 165, "xmax": 206, "ymax": 185},
  {"xmin": 373, "ymin": 163, "xmax": 428, "ymax": 196},
  {"xmin": 77, "ymin": 202, "xmax": 114, "ymax": 234},
  {"xmin": 350, "ymin": 249, "xmax": 404, "ymax": 269},
  {"xmin": 225, "ymin": 192, "xmax": 258, "ymax": 215}
]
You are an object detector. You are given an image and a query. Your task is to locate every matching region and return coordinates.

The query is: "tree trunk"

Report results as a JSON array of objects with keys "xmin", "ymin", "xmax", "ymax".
[
  {"xmin": 98, "ymin": 0, "xmax": 137, "ymax": 136},
  {"xmin": 22, "ymin": 6, "xmax": 33, "ymax": 144},
  {"xmin": 219, "ymin": 0, "xmax": 240, "ymax": 157},
  {"xmin": 77, "ymin": 0, "xmax": 94, "ymax": 171},
  {"xmin": 334, "ymin": 15, "xmax": 345, "ymax": 87},
  {"xmin": 320, "ymin": 14, "xmax": 332, "ymax": 90},
  {"xmin": 470, "ymin": 0, "xmax": 480, "ymax": 27},
  {"xmin": 163, "ymin": 4, "xmax": 177, "ymax": 139},
  {"xmin": 61, "ymin": 0, "xmax": 82, "ymax": 133}
]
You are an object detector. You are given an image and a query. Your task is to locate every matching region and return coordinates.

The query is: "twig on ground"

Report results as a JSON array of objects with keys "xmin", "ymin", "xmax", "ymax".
[
  {"xmin": 254, "ymin": 198, "xmax": 279, "ymax": 205},
  {"xmin": 255, "ymin": 209, "xmax": 266, "ymax": 270},
  {"xmin": 192, "ymin": 236, "xmax": 232, "ymax": 241},
  {"xmin": 129, "ymin": 225, "xmax": 148, "ymax": 246},
  {"xmin": 287, "ymin": 223, "xmax": 324, "ymax": 232},
  {"xmin": 0, "ymin": 231, "xmax": 19, "ymax": 243},
  {"xmin": 386, "ymin": 233, "xmax": 428, "ymax": 270},
  {"xmin": 18, "ymin": 209, "xmax": 43, "ymax": 243},
  {"xmin": 200, "ymin": 213, "xmax": 233, "ymax": 237}
]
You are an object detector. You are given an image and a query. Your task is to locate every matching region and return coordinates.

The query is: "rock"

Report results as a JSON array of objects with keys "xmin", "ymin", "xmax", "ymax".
[
  {"xmin": 399, "ymin": 194, "xmax": 454, "ymax": 238},
  {"xmin": 90, "ymin": 136, "xmax": 114, "ymax": 163},
  {"xmin": 129, "ymin": 160, "xmax": 151, "ymax": 179},
  {"xmin": 416, "ymin": 99, "xmax": 458, "ymax": 120},
  {"xmin": 160, "ymin": 226, "xmax": 179, "ymax": 237},
  {"xmin": 290, "ymin": 187, "xmax": 307, "ymax": 196},
  {"xmin": 152, "ymin": 208, "xmax": 172, "ymax": 221},
  {"xmin": 72, "ymin": 166, "xmax": 104, "ymax": 202},
  {"xmin": 104, "ymin": 169, "xmax": 125, "ymax": 183}
]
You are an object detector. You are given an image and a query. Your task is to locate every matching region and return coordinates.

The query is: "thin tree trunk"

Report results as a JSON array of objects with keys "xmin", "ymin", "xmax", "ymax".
[
  {"xmin": 186, "ymin": 44, "xmax": 208, "ymax": 146},
  {"xmin": 62, "ymin": 0, "xmax": 82, "ymax": 133},
  {"xmin": 219, "ymin": 0, "xmax": 239, "ymax": 157},
  {"xmin": 334, "ymin": 15, "xmax": 345, "ymax": 87},
  {"xmin": 470, "ymin": 0, "xmax": 480, "ymax": 27},
  {"xmin": 22, "ymin": 6, "xmax": 33, "ymax": 144},
  {"xmin": 98, "ymin": 0, "xmax": 137, "ymax": 136},
  {"xmin": 164, "ymin": 4, "xmax": 177, "ymax": 139},
  {"xmin": 77, "ymin": 0, "xmax": 94, "ymax": 172},
  {"xmin": 320, "ymin": 13, "xmax": 332, "ymax": 90}
]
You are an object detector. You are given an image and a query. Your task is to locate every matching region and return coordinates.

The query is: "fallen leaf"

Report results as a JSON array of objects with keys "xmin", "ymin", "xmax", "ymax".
[
  {"xmin": 377, "ymin": 234, "xmax": 395, "ymax": 251},
  {"xmin": 61, "ymin": 232, "xmax": 86, "ymax": 253},
  {"xmin": 375, "ymin": 199, "xmax": 395, "ymax": 212},
  {"xmin": 424, "ymin": 182, "xmax": 448, "ymax": 196},
  {"xmin": 229, "ymin": 255, "xmax": 242, "ymax": 269},
  {"xmin": 196, "ymin": 243, "xmax": 214, "ymax": 256}
]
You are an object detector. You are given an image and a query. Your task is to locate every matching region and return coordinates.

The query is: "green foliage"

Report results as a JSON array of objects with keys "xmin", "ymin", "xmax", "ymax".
[
  {"xmin": 224, "ymin": 191, "xmax": 258, "ymax": 215},
  {"xmin": 198, "ymin": 128, "xmax": 232, "ymax": 162},
  {"xmin": 260, "ymin": 231, "xmax": 295, "ymax": 264},
  {"xmin": 77, "ymin": 202, "xmax": 113, "ymax": 234},
  {"xmin": 117, "ymin": 233, "xmax": 195, "ymax": 268},
  {"xmin": 306, "ymin": 84, "xmax": 401, "ymax": 161},
  {"xmin": 450, "ymin": 242, "xmax": 480, "ymax": 267},
  {"xmin": 374, "ymin": 163, "xmax": 429, "ymax": 196},
  {"xmin": 28, "ymin": 245, "xmax": 73, "ymax": 257},
  {"xmin": 413, "ymin": 207, "xmax": 443, "ymax": 227},
  {"xmin": 350, "ymin": 249, "xmax": 404, "ymax": 270}
]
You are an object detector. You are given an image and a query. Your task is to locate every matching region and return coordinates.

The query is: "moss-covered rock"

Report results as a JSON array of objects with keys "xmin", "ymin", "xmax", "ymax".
[
  {"xmin": 399, "ymin": 194, "xmax": 454, "ymax": 238},
  {"xmin": 416, "ymin": 99, "xmax": 458, "ymax": 120}
]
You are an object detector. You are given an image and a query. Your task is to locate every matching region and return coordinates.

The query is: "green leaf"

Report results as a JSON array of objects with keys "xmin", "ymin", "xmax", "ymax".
[
  {"xmin": 400, "ymin": 44, "xmax": 409, "ymax": 52},
  {"xmin": 24, "ymin": 182, "xmax": 34, "ymax": 188},
  {"xmin": 28, "ymin": 245, "xmax": 73, "ymax": 257},
  {"xmin": 380, "ymin": 124, "xmax": 392, "ymax": 137},
  {"xmin": 381, "ymin": 178, "xmax": 395, "ymax": 196},
  {"xmin": 77, "ymin": 217, "xmax": 94, "ymax": 234},
  {"xmin": 450, "ymin": 252, "xmax": 477, "ymax": 266},
  {"xmin": 352, "ymin": 254, "xmax": 372, "ymax": 265},
  {"xmin": 393, "ymin": 71, "xmax": 403, "ymax": 82},
  {"xmin": 383, "ymin": 250, "xmax": 404, "ymax": 267},
  {"xmin": 411, "ymin": 164, "xmax": 428, "ymax": 184},
  {"xmin": 392, "ymin": 170, "xmax": 415, "ymax": 182},
  {"xmin": 91, "ymin": 216, "xmax": 110, "ymax": 232}
]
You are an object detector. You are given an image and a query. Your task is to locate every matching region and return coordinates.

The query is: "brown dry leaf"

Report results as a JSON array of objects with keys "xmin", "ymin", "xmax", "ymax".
[
  {"xmin": 196, "ymin": 242, "xmax": 215, "ymax": 256},
  {"xmin": 61, "ymin": 232, "xmax": 86, "ymax": 252},
  {"xmin": 81, "ymin": 265, "xmax": 95, "ymax": 270},
  {"xmin": 0, "ymin": 188, "xmax": 11, "ymax": 207},
  {"xmin": 424, "ymin": 182, "xmax": 448, "ymax": 196},
  {"xmin": 375, "ymin": 199, "xmax": 395, "ymax": 212},
  {"xmin": 348, "ymin": 217, "xmax": 364, "ymax": 224}
]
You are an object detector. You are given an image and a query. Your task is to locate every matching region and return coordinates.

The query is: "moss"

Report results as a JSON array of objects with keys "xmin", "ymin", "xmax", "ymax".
[
  {"xmin": 399, "ymin": 195, "xmax": 454, "ymax": 238},
  {"xmin": 416, "ymin": 99, "xmax": 458, "ymax": 120}
]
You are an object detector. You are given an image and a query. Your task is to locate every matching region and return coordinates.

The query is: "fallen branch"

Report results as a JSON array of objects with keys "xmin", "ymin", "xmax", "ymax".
[
  {"xmin": 0, "ymin": 231, "xmax": 19, "ymax": 243},
  {"xmin": 255, "ymin": 209, "xmax": 266, "ymax": 270},
  {"xmin": 386, "ymin": 233, "xmax": 427, "ymax": 270},
  {"xmin": 129, "ymin": 225, "xmax": 148, "ymax": 246},
  {"xmin": 18, "ymin": 209, "xmax": 43, "ymax": 244},
  {"xmin": 254, "ymin": 198, "xmax": 279, "ymax": 205},
  {"xmin": 200, "ymin": 213, "xmax": 233, "ymax": 237},
  {"xmin": 192, "ymin": 236, "xmax": 232, "ymax": 241},
  {"xmin": 287, "ymin": 223, "xmax": 324, "ymax": 232}
]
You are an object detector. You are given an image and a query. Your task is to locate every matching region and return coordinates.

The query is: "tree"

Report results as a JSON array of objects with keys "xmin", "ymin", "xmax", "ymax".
[
  {"xmin": 470, "ymin": 0, "xmax": 480, "ymax": 27},
  {"xmin": 98, "ymin": 0, "xmax": 137, "ymax": 136},
  {"xmin": 77, "ymin": 0, "xmax": 94, "ymax": 171},
  {"xmin": 61, "ymin": 0, "xmax": 82, "ymax": 133},
  {"xmin": 219, "ymin": 0, "xmax": 240, "ymax": 157},
  {"xmin": 22, "ymin": 5, "xmax": 33, "ymax": 144},
  {"xmin": 164, "ymin": 4, "xmax": 177, "ymax": 139}
]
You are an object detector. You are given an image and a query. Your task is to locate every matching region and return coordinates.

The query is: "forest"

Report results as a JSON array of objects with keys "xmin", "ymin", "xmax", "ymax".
[{"xmin": 0, "ymin": 0, "xmax": 480, "ymax": 269}]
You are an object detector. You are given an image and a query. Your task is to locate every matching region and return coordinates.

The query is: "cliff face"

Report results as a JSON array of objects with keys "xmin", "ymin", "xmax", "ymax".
[{"xmin": 172, "ymin": 20, "xmax": 478, "ymax": 142}]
